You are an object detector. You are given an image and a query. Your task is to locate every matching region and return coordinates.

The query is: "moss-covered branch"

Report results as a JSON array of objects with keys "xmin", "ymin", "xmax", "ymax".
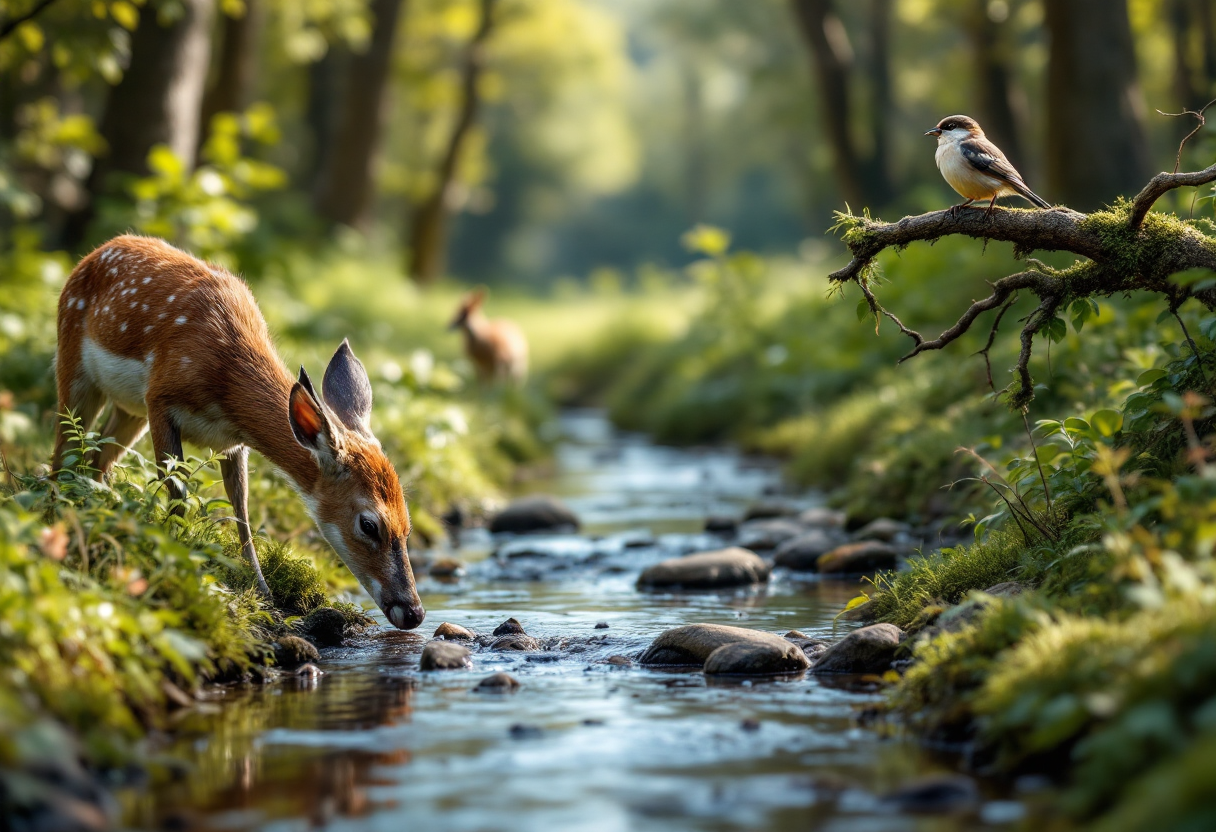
[{"xmin": 831, "ymin": 177, "xmax": 1216, "ymax": 407}]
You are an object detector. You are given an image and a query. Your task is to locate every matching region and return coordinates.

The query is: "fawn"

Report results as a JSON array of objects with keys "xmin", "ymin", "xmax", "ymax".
[
  {"xmin": 50, "ymin": 235, "xmax": 425, "ymax": 630},
  {"xmin": 448, "ymin": 290, "xmax": 528, "ymax": 384}
]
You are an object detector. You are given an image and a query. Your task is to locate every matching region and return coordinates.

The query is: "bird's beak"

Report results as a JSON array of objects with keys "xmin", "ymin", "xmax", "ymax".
[{"xmin": 925, "ymin": 127, "xmax": 942, "ymax": 137}]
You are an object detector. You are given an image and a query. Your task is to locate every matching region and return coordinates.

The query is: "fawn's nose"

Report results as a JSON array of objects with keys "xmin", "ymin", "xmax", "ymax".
[{"xmin": 386, "ymin": 600, "xmax": 425, "ymax": 630}]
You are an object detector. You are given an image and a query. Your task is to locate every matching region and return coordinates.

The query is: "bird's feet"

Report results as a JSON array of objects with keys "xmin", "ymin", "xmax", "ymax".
[{"xmin": 947, "ymin": 200, "xmax": 975, "ymax": 220}]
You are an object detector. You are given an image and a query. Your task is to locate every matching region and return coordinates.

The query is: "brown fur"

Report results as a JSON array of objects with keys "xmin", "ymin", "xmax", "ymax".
[
  {"xmin": 450, "ymin": 290, "xmax": 528, "ymax": 383},
  {"xmin": 51, "ymin": 234, "xmax": 423, "ymax": 628}
]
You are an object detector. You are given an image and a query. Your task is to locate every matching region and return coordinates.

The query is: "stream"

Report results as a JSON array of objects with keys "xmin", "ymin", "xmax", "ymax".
[{"xmin": 121, "ymin": 410, "xmax": 1023, "ymax": 832}]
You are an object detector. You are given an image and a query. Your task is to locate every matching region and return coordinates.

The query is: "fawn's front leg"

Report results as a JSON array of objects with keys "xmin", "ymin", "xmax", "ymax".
[{"xmin": 220, "ymin": 446, "xmax": 272, "ymax": 598}]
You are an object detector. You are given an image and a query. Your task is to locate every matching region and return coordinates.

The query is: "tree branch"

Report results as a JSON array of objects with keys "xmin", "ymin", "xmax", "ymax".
[
  {"xmin": 0, "ymin": 0, "xmax": 61, "ymax": 41},
  {"xmin": 1128, "ymin": 162, "xmax": 1216, "ymax": 229},
  {"xmin": 828, "ymin": 162, "xmax": 1216, "ymax": 407}
]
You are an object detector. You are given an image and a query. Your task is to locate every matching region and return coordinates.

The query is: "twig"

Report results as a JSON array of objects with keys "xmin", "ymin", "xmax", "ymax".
[
  {"xmin": 1171, "ymin": 307, "xmax": 1211, "ymax": 386},
  {"xmin": 976, "ymin": 295, "xmax": 1018, "ymax": 391},
  {"xmin": 1022, "ymin": 411, "xmax": 1054, "ymax": 515},
  {"xmin": 1156, "ymin": 97, "xmax": 1216, "ymax": 174}
]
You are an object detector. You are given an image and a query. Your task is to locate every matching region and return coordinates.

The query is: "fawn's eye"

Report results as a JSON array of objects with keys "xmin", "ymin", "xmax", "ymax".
[{"xmin": 359, "ymin": 515, "xmax": 380, "ymax": 541}]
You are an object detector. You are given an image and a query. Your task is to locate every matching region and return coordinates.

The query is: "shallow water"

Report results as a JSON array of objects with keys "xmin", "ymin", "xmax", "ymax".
[{"xmin": 122, "ymin": 411, "xmax": 1020, "ymax": 832}]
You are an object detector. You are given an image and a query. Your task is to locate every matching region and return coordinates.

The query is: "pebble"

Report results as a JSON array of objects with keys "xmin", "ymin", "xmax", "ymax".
[
  {"xmin": 433, "ymin": 621, "xmax": 475, "ymax": 640},
  {"xmin": 419, "ymin": 641, "xmax": 473, "ymax": 670},
  {"xmin": 474, "ymin": 672, "xmax": 521, "ymax": 693}
]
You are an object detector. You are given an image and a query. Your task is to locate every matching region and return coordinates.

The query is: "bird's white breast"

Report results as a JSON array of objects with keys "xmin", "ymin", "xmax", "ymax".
[{"xmin": 936, "ymin": 140, "xmax": 1008, "ymax": 201}]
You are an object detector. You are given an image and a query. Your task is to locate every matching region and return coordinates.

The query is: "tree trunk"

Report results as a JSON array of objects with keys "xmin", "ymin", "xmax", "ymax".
[
  {"xmin": 62, "ymin": 0, "xmax": 215, "ymax": 248},
  {"xmin": 198, "ymin": 0, "xmax": 264, "ymax": 146},
  {"xmin": 965, "ymin": 0, "xmax": 1025, "ymax": 168},
  {"xmin": 789, "ymin": 0, "xmax": 866, "ymax": 209},
  {"xmin": 863, "ymin": 0, "xmax": 893, "ymax": 205},
  {"xmin": 304, "ymin": 49, "xmax": 345, "ymax": 189},
  {"xmin": 312, "ymin": 0, "xmax": 406, "ymax": 230},
  {"xmin": 407, "ymin": 0, "xmax": 496, "ymax": 284},
  {"xmin": 1044, "ymin": 0, "xmax": 1150, "ymax": 209}
]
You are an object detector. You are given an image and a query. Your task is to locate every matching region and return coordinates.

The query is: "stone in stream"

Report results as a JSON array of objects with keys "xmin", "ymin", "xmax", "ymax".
[
  {"xmin": 798, "ymin": 506, "xmax": 846, "ymax": 528},
  {"xmin": 428, "ymin": 557, "xmax": 466, "ymax": 578},
  {"xmin": 703, "ymin": 640, "xmax": 810, "ymax": 676},
  {"xmin": 742, "ymin": 500, "xmax": 800, "ymax": 521},
  {"xmin": 295, "ymin": 607, "xmax": 346, "ymax": 648},
  {"xmin": 433, "ymin": 621, "xmax": 475, "ymax": 640},
  {"xmin": 877, "ymin": 774, "xmax": 980, "ymax": 815},
  {"xmin": 419, "ymin": 641, "xmax": 473, "ymax": 670},
  {"xmin": 811, "ymin": 624, "xmax": 904, "ymax": 675},
  {"xmin": 816, "ymin": 541, "xmax": 900, "ymax": 576},
  {"xmin": 704, "ymin": 514, "xmax": 740, "ymax": 535},
  {"xmin": 773, "ymin": 529, "xmax": 846, "ymax": 571},
  {"xmin": 594, "ymin": 621, "xmax": 610, "ymax": 629},
  {"xmin": 606, "ymin": 655, "xmax": 633, "ymax": 667},
  {"xmin": 639, "ymin": 623, "xmax": 802, "ymax": 667},
  {"xmin": 493, "ymin": 617, "xmax": 527, "ymax": 636},
  {"xmin": 838, "ymin": 599, "xmax": 879, "ymax": 622},
  {"xmin": 736, "ymin": 518, "xmax": 805, "ymax": 551},
  {"xmin": 784, "ymin": 631, "xmax": 831, "ymax": 661},
  {"xmin": 852, "ymin": 517, "xmax": 912, "ymax": 542},
  {"xmin": 491, "ymin": 634, "xmax": 543, "ymax": 652},
  {"xmin": 636, "ymin": 547, "xmax": 770, "ymax": 591},
  {"xmin": 474, "ymin": 672, "xmax": 521, "ymax": 693},
  {"xmin": 489, "ymin": 495, "xmax": 580, "ymax": 534},
  {"xmin": 273, "ymin": 635, "xmax": 320, "ymax": 668}
]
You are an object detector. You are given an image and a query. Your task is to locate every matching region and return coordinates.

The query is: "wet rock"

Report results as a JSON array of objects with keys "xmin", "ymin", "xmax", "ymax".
[
  {"xmin": 419, "ymin": 641, "xmax": 473, "ymax": 670},
  {"xmin": 984, "ymin": 581, "xmax": 1028, "ymax": 598},
  {"xmin": 736, "ymin": 518, "xmax": 805, "ymax": 551},
  {"xmin": 816, "ymin": 541, "xmax": 900, "ymax": 576},
  {"xmin": 741, "ymin": 718, "xmax": 761, "ymax": 732},
  {"xmin": 489, "ymin": 495, "xmax": 580, "ymax": 534},
  {"xmin": 704, "ymin": 514, "xmax": 739, "ymax": 534},
  {"xmin": 429, "ymin": 557, "xmax": 466, "ymax": 578},
  {"xmin": 773, "ymin": 529, "xmax": 845, "ymax": 571},
  {"xmin": 509, "ymin": 723, "xmax": 543, "ymax": 739},
  {"xmin": 798, "ymin": 506, "xmax": 846, "ymax": 528},
  {"xmin": 878, "ymin": 774, "xmax": 980, "ymax": 815},
  {"xmin": 811, "ymin": 624, "xmax": 903, "ymax": 674},
  {"xmin": 273, "ymin": 635, "xmax": 320, "ymax": 668},
  {"xmin": 490, "ymin": 634, "xmax": 543, "ymax": 652},
  {"xmin": 852, "ymin": 517, "xmax": 912, "ymax": 542},
  {"xmin": 296, "ymin": 607, "xmax": 346, "ymax": 648},
  {"xmin": 743, "ymin": 500, "xmax": 800, "ymax": 521},
  {"xmin": 493, "ymin": 617, "xmax": 527, "ymax": 636},
  {"xmin": 606, "ymin": 655, "xmax": 633, "ymax": 667},
  {"xmin": 703, "ymin": 640, "xmax": 810, "ymax": 675},
  {"xmin": 295, "ymin": 663, "xmax": 323, "ymax": 678},
  {"xmin": 639, "ymin": 623, "xmax": 801, "ymax": 667},
  {"xmin": 784, "ymin": 632, "xmax": 831, "ymax": 660},
  {"xmin": 433, "ymin": 621, "xmax": 475, "ymax": 640},
  {"xmin": 594, "ymin": 621, "xmax": 610, "ymax": 629},
  {"xmin": 474, "ymin": 672, "xmax": 521, "ymax": 693},
  {"xmin": 636, "ymin": 547, "xmax": 770, "ymax": 590},
  {"xmin": 525, "ymin": 652, "xmax": 563, "ymax": 663}
]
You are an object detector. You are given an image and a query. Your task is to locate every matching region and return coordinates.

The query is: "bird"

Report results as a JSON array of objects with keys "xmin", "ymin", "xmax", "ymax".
[{"xmin": 926, "ymin": 114, "xmax": 1049, "ymax": 217}]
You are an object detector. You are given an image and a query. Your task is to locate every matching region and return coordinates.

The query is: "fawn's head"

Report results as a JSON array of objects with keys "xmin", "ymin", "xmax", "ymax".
[
  {"xmin": 288, "ymin": 340, "xmax": 424, "ymax": 630},
  {"xmin": 448, "ymin": 289, "xmax": 486, "ymax": 331}
]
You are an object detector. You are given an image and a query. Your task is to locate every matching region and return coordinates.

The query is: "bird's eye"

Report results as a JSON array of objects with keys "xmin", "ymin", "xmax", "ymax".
[
  {"xmin": 359, "ymin": 516, "xmax": 380, "ymax": 540},
  {"xmin": 944, "ymin": 122, "xmax": 955, "ymax": 130}
]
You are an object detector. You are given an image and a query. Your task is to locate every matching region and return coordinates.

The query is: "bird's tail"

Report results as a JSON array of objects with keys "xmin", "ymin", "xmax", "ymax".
[{"xmin": 1015, "ymin": 184, "xmax": 1050, "ymax": 209}]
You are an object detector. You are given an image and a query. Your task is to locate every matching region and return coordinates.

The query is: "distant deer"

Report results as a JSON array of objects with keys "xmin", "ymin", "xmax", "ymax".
[
  {"xmin": 50, "ymin": 235, "xmax": 425, "ymax": 630},
  {"xmin": 448, "ymin": 289, "xmax": 528, "ymax": 384}
]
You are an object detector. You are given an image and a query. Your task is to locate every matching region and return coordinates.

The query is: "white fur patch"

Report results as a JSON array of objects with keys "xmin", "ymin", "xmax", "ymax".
[
  {"xmin": 175, "ymin": 316, "xmax": 187, "ymax": 325},
  {"xmin": 81, "ymin": 338, "xmax": 149, "ymax": 416}
]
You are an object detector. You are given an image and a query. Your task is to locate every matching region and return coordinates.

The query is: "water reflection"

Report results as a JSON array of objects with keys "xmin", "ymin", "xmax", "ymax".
[{"xmin": 121, "ymin": 412, "xmax": 1018, "ymax": 832}]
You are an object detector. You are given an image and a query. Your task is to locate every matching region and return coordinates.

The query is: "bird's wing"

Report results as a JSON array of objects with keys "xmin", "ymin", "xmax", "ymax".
[{"xmin": 960, "ymin": 137, "xmax": 1049, "ymax": 207}]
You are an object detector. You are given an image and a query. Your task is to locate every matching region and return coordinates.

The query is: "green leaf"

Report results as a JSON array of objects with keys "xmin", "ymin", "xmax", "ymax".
[
  {"xmin": 1091, "ymin": 409, "xmax": 1123, "ymax": 437},
  {"xmin": 1042, "ymin": 315, "xmax": 1067, "ymax": 344},
  {"xmin": 856, "ymin": 298, "xmax": 871, "ymax": 322},
  {"xmin": 1035, "ymin": 444, "xmax": 1063, "ymax": 463},
  {"xmin": 1137, "ymin": 368, "xmax": 1167, "ymax": 387},
  {"xmin": 680, "ymin": 224, "xmax": 730, "ymax": 257}
]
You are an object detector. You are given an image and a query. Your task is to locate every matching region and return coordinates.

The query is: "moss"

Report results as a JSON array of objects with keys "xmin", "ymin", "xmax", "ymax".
[{"xmin": 222, "ymin": 537, "xmax": 328, "ymax": 615}]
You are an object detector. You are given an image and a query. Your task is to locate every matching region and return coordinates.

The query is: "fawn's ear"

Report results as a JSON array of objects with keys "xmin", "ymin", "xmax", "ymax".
[
  {"xmin": 289, "ymin": 381, "xmax": 341, "ymax": 469},
  {"xmin": 322, "ymin": 339, "xmax": 374, "ymax": 437}
]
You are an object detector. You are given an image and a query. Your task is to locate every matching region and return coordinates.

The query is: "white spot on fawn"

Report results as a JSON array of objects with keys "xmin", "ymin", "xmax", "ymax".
[
  {"xmin": 142, "ymin": 277, "xmax": 152, "ymax": 284},
  {"xmin": 158, "ymin": 313, "xmax": 166, "ymax": 319},
  {"xmin": 103, "ymin": 305, "xmax": 110, "ymax": 313},
  {"xmin": 144, "ymin": 325, "xmax": 153, "ymax": 333},
  {"xmin": 130, "ymin": 302, "xmax": 137, "ymax": 309},
  {"xmin": 181, "ymin": 356, "xmax": 191, "ymax": 365},
  {"xmin": 109, "ymin": 268, "xmax": 117, "ymax": 276},
  {"xmin": 167, "ymin": 295, "xmax": 176, "ymax": 303},
  {"xmin": 120, "ymin": 322, "xmax": 127, "ymax": 332},
  {"xmin": 175, "ymin": 316, "xmax": 187, "ymax": 325},
  {"xmin": 141, "ymin": 304, "xmax": 148, "ymax": 312},
  {"xmin": 77, "ymin": 299, "xmax": 85, "ymax": 310}
]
